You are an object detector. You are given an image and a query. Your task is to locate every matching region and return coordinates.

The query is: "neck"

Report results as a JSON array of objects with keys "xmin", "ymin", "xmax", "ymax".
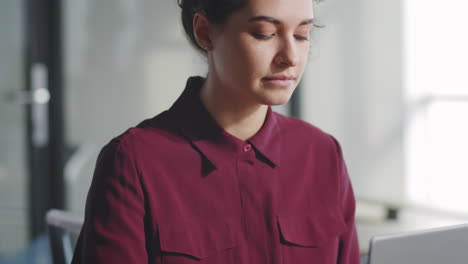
[{"xmin": 200, "ymin": 76, "xmax": 268, "ymax": 141}]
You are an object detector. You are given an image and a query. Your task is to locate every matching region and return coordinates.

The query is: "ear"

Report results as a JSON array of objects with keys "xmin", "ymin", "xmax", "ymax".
[{"xmin": 193, "ymin": 13, "xmax": 213, "ymax": 50}]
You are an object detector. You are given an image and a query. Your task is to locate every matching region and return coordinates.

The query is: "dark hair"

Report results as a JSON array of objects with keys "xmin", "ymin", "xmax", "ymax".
[{"xmin": 178, "ymin": 0, "xmax": 247, "ymax": 54}]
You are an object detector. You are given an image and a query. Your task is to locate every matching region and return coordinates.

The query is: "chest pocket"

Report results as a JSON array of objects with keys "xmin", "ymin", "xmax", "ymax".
[
  {"xmin": 277, "ymin": 214, "xmax": 347, "ymax": 264},
  {"xmin": 158, "ymin": 218, "xmax": 237, "ymax": 264}
]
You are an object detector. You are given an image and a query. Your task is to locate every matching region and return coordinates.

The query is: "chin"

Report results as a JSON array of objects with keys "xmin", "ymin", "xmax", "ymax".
[
  {"xmin": 268, "ymin": 98, "xmax": 292, "ymax": 106},
  {"xmin": 258, "ymin": 90, "xmax": 294, "ymax": 106},
  {"xmin": 252, "ymin": 81, "xmax": 297, "ymax": 105}
]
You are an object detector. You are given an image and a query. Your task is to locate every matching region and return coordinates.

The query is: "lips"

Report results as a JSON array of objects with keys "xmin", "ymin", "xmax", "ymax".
[
  {"xmin": 262, "ymin": 75, "xmax": 296, "ymax": 87},
  {"xmin": 262, "ymin": 75, "xmax": 295, "ymax": 81}
]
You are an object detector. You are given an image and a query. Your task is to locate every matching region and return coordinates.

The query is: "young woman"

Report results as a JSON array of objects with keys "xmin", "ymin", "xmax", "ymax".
[{"xmin": 71, "ymin": 0, "xmax": 361, "ymax": 263}]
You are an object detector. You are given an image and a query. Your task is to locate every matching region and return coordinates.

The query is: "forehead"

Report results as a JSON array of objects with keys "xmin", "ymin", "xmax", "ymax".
[{"xmin": 243, "ymin": 0, "xmax": 314, "ymax": 22}]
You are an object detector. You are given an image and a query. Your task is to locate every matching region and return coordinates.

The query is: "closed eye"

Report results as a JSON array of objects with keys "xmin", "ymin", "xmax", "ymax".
[
  {"xmin": 294, "ymin": 34, "xmax": 309, "ymax": 41},
  {"xmin": 252, "ymin": 32, "xmax": 276, "ymax": 40},
  {"xmin": 251, "ymin": 32, "xmax": 309, "ymax": 41}
]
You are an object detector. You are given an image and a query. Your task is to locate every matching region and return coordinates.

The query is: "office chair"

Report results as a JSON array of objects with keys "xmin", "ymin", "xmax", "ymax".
[{"xmin": 45, "ymin": 209, "xmax": 84, "ymax": 264}]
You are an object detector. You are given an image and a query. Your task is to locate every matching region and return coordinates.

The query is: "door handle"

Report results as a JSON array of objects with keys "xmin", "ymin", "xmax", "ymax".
[
  {"xmin": 30, "ymin": 63, "xmax": 50, "ymax": 148},
  {"xmin": 2, "ymin": 64, "xmax": 50, "ymax": 148}
]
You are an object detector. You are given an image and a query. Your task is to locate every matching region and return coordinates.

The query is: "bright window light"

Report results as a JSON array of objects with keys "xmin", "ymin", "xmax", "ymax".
[{"xmin": 404, "ymin": 0, "xmax": 468, "ymax": 212}]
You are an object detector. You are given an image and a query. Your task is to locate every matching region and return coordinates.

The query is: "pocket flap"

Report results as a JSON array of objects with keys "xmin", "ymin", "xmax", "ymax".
[
  {"xmin": 277, "ymin": 214, "xmax": 347, "ymax": 247},
  {"xmin": 159, "ymin": 218, "xmax": 236, "ymax": 259}
]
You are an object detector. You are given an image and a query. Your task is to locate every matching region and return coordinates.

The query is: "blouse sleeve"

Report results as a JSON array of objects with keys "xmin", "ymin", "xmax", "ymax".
[
  {"xmin": 71, "ymin": 139, "xmax": 148, "ymax": 264},
  {"xmin": 331, "ymin": 136, "xmax": 361, "ymax": 264}
]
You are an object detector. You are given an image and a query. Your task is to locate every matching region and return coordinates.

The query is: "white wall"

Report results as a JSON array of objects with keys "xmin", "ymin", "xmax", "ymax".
[{"xmin": 303, "ymin": 0, "xmax": 405, "ymax": 202}]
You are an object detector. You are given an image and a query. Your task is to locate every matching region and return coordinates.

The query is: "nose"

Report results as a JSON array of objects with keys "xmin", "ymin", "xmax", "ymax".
[{"xmin": 274, "ymin": 37, "xmax": 299, "ymax": 67}]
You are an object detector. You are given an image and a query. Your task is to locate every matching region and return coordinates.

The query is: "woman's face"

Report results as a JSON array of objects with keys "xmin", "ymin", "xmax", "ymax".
[{"xmin": 209, "ymin": 0, "xmax": 314, "ymax": 106}]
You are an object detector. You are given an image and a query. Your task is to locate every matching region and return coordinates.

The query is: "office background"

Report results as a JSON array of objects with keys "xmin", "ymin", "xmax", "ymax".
[{"xmin": 1, "ymin": 0, "xmax": 468, "ymax": 262}]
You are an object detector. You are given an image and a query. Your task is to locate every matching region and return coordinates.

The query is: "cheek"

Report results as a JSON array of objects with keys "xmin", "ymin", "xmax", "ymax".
[
  {"xmin": 235, "ymin": 36, "xmax": 275, "ymax": 77},
  {"xmin": 214, "ymin": 37, "xmax": 273, "ymax": 85},
  {"xmin": 301, "ymin": 43, "xmax": 311, "ymax": 64},
  {"xmin": 295, "ymin": 44, "xmax": 310, "ymax": 76}
]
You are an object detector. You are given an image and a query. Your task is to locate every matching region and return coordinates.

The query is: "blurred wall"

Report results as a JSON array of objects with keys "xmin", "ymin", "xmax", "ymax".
[{"xmin": 303, "ymin": 0, "xmax": 404, "ymax": 202}]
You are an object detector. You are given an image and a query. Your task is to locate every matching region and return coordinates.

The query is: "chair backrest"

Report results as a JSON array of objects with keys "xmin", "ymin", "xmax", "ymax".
[{"xmin": 45, "ymin": 209, "xmax": 84, "ymax": 264}]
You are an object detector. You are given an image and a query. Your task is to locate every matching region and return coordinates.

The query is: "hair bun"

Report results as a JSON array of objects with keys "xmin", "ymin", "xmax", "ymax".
[{"xmin": 178, "ymin": 0, "xmax": 199, "ymax": 11}]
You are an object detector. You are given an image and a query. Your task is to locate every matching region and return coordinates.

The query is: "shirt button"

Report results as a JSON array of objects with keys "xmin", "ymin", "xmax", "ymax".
[{"xmin": 243, "ymin": 144, "xmax": 252, "ymax": 152}]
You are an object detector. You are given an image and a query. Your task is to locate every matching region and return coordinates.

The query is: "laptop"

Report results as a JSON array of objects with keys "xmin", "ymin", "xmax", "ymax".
[{"xmin": 367, "ymin": 223, "xmax": 468, "ymax": 264}]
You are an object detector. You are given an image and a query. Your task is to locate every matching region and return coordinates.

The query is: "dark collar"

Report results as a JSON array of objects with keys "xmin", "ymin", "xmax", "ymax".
[{"xmin": 168, "ymin": 76, "xmax": 281, "ymax": 169}]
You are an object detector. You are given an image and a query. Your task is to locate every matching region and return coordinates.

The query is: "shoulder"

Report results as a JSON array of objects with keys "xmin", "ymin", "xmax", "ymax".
[
  {"xmin": 273, "ymin": 111, "xmax": 337, "ymax": 150},
  {"xmin": 100, "ymin": 111, "xmax": 186, "ymax": 160}
]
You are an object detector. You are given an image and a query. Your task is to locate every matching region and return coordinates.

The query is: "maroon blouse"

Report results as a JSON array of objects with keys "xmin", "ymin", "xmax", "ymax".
[{"xmin": 71, "ymin": 76, "xmax": 360, "ymax": 264}]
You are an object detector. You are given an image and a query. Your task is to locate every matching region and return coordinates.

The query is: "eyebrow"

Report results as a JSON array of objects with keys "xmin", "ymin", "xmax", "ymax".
[{"xmin": 247, "ymin": 16, "xmax": 314, "ymax": 26}]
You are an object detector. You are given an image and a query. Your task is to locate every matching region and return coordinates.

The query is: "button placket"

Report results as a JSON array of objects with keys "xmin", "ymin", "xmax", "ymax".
[
  {"xmin": 243, "ymin": 144, "xmax": 252, "ymax": 152},
  {"xmin": 242, "ymin": 144, "xmax": 255, "ymax": 165}
]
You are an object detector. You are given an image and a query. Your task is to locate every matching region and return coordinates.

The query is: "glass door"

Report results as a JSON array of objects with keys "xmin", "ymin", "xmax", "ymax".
[
  {"xmin": 1, "ymin": 0, "xmax": 65, "ymax": 261},
  {"xmin": 0, "ymin": 0, "xmax": 28, "ymax": 259}
]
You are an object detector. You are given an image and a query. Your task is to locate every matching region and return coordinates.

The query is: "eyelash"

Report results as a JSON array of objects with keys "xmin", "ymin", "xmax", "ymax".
[
  {"xmin": 252, "ymin": 32, "xmax": 275, "ymax": 40},
  {"xmin": 295, "ymin": 35, "xmax": 309, "ymax": 41},
  {"xmin": 252, "ymin": 32, "xmax": 310, "ymax": 41}
]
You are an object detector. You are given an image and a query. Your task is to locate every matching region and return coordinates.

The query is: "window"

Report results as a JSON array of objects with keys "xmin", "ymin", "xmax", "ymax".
[{"xmin": 404, "ymin": 0, "xmax": 468, "ymax": 212}]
